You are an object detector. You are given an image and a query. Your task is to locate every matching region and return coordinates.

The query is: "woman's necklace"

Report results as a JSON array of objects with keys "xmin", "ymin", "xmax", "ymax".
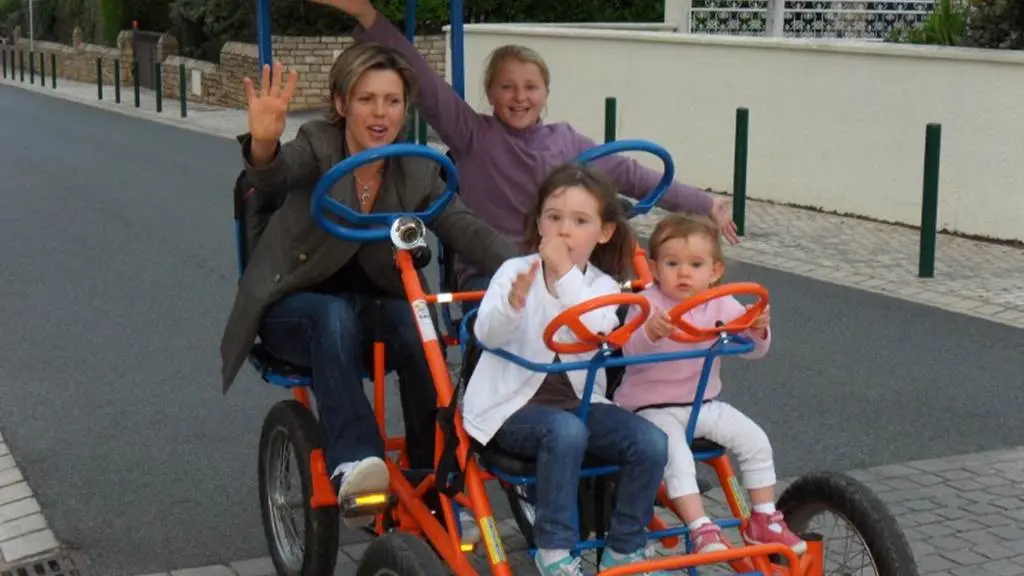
[{"xmin": 354, "ymin": 167, "xmax": 382, "ymax": 210}]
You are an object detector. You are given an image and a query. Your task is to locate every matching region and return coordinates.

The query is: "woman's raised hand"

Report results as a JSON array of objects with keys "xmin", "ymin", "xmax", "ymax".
[
  {"xmin": 308, "ymin": 0, "xmax": 376, "ymax": 25},
  {"xmin": 243, "ymin": 62, "xmax": 299, "ymax": 144}
]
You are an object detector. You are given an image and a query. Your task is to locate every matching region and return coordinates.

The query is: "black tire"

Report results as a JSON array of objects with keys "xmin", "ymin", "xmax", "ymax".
[
  {"xmin": 356, "ymin": 532, "xmax": 448, "ymax": 576},
  {"xmin": 259, "ymin": 400, "xmax": 340, "ymax": 576},
  {"xmin": 777, "ymin": 470, "xmax": 919, "ymax": 576}
]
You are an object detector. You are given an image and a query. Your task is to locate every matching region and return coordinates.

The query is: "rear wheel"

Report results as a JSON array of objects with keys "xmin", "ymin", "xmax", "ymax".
[
  {"xmin": 259, "ymin": 399, "xmax": 340, "ymax": 576},
  {"xmin": 356, "ymin": 532, "xmax": 448, "ymax": 576},
  {"xmin": 778, "ymin": 471, "xmax": 918, "ymax": 576}
]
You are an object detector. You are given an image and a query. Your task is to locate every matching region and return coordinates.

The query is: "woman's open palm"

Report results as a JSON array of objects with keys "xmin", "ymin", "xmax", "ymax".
[{"xmin": 244, "ymin": 62, "xmax": 299, "ymax": 143}]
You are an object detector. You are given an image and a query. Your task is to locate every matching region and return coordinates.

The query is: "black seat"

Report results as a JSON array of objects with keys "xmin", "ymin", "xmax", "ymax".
[
  {"xmin": 475, "ymin": 436, "xmax": 724, "ymax": 479},
  {"xmin": 249, "ymin": 342, "xmax": 311, "ymax": 379},
  {"xmin": 473, "ymin": 440, "xmax": 618, "ymax": 478}
]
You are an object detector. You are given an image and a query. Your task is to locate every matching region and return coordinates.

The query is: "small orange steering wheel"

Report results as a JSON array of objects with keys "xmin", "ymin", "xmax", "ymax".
[
  {"xmin": 543, "ymin": 293, "xmax": 651, "ymax": 355},
  {"xmin": 666, "ymin": 282, "xmax": 769, "ymax": 343}
]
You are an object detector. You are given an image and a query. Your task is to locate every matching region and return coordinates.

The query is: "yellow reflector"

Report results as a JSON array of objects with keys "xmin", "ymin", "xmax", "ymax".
[
  {"xmin": 352, "ymin": 493, "xmax": 388, "ymax": 506},
  {"xmin": 460, "ymin": 543, "xmax": 475, "ymax": 552}
]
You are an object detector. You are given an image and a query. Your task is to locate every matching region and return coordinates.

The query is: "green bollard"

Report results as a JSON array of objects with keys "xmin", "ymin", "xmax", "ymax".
[
  {"xmin": 114, "ymin": 60, "xmax": 121, "ymax": 103},
  {"xmin": 38, "ymin": 52, "xmax": 43, "ymax": 84},
  {"xmin": 604, "ymin": 97, "xmax": 617, "ymax": 143},
  {"xmin": 51, "ymin": 53, "xmax": 56, "ymax": 88},
  {"xmin": 133, "ymin": 60, "xmax": 140, "ymax": 108},
  {"xmin": 2, "ymin": 49, "xmax": 6, "ymax": 79},
  {"xmin": 918, "ymin": 123, "xmax": 942, "ymax": 278},
  {"xmin": 732, "ymin": 107, "xmax": 749, "ymax": 237},
  {"xmin": 96, "ymin": 58, "xmax": 103, "ymax": 100},
  {"xmin": 29, "ymin": 51, "xmax": 34, "ymax": 84},
  {"xmin": 179, "ymin": 63, "xmax": 187, "ymax": 118},
  {"xmin": 19, "ymin": 50, "xmax": 24, "ymax": 82},
  {"xmin": 155, "ymin": 62, "xmax": 163, "ymax": 113}
]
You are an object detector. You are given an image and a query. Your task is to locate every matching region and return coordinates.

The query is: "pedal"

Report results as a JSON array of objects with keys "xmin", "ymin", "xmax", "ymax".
[{"xmin": 338, "ymin": 490, "xmax": 390, "ymax": 518}]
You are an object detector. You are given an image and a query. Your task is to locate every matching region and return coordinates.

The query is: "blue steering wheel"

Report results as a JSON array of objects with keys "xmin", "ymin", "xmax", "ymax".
[
  {"xmin": 576, "ymin": 139, "xmax": 675, "ymax": 218},
  {"xmin": 309, "ymin": 143, "xmax": 459, "ymax": 242}
]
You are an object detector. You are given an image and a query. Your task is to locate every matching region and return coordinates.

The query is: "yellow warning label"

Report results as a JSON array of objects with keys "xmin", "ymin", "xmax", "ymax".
[
  {"xmin": 728, "ymin": 476, "xmax": 750, "ymax": 518},
  {"xmin": 480, "ymin": 516, "xmax": 507, "ymax": 564}
]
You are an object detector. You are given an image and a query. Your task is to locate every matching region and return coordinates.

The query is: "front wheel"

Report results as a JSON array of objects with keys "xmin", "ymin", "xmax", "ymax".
[
  {"xmin": 259, "ymin": 399, "xmax": 340, "ymax": 576},
  {"xmin": 778, "ymin": 470, "xmax": 919, "ymax": 576},
  {"xmin": 356, "ymin": 532, "xmax": 448, "ymax": 576}
]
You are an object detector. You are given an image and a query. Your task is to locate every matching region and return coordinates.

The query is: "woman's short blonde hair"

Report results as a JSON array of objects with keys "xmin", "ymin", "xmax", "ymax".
[{"xmin": 325, "ymin": 42, "xmax": 419, "ymax": 124}]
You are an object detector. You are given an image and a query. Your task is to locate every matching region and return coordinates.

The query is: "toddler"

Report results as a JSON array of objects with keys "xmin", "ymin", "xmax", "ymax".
[{"xmin": 615, "ymin": 213, "xmax": 805, "ymax": 556}]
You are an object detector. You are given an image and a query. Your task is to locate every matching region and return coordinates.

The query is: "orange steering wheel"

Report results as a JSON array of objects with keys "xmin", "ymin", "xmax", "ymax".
[
  {"xmin": 666, "ymin": 282, "xmax": 769, "ymax": 343},
  {"xmin": 543, "ymin": 293, "xmax": 651, "ymax": 355}
]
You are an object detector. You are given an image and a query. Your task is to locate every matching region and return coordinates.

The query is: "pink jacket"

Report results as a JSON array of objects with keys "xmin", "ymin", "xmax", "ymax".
[{"xmin": 614, "ymin": 286, "xmax": 770, "ymax": 412}]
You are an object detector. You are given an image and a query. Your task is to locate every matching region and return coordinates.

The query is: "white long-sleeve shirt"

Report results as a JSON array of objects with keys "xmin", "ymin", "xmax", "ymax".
[{"xmin": 462, "ymin": 254, "xmax": 621, "ymax": 445}]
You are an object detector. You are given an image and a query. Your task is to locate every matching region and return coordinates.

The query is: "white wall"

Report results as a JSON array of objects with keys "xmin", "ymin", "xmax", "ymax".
[{"xmin": 446, "ymin": 25, "xmax": 1024, "ymax": 242}]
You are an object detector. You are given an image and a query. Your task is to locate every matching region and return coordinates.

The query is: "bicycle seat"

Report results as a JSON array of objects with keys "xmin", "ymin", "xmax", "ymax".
[
  {"xmin": 473, "ymin": 437, "xmax": 724, "ymax": 478},
  {"xmin": 473, "ymin": 440, "xmax": 617, "ymax": 477},
  {"xmin": 249, "ymin": 342, "xmax": 311, "ymax": 379}
]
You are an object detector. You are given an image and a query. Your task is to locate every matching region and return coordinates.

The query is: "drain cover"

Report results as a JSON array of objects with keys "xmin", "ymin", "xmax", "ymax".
[{"xmin": 1, "ymin": 554, "xmax": 81, "ymax": 576}]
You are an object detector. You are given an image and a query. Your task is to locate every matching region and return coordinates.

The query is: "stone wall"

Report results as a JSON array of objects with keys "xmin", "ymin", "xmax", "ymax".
[
  {"xmin": 159, "ymin": 34, "xmax": 447, "ymax": 111},
  {"xmin": 5, "ymin": 25, "xmax": 135, "ymax": 85},
  {"xmin": 3, "ymin": 28, "xmax": 446, "ymax": 111}
]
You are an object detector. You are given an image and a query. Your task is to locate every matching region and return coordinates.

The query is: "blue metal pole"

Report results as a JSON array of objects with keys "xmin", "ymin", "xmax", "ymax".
[
  {"xmin": 255, "ymin": 0, "xmax": 273, "ymax": 72},
  {"xmin": 450, "ymin": 0, "xmax": 465, "ymax": 98},
  {"xmin": 404, "ymin": 0, "xmax": 416, "ymax": 41}
]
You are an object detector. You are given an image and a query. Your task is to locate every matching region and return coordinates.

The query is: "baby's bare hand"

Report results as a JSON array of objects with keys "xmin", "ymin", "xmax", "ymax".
[{"xmin": 644, "ymin": 309, "xmax": 675, "ymax": 341}]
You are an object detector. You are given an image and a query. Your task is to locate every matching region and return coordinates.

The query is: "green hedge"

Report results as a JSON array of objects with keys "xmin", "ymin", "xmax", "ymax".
[{"xmin": 169, "ymin": 0, "xmax": 663, "ymax": 61}]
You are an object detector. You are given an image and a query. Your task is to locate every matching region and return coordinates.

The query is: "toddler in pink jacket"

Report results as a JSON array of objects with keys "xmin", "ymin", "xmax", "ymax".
[{"xmin": 616, "ymin": 214, "xmax": 806, "ymax": 556}]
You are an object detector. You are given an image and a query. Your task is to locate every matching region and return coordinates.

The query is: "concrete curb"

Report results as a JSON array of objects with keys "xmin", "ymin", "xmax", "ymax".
[{"xmin": 0, "ymin": 433, "xmax": 61, "ymax": 569}]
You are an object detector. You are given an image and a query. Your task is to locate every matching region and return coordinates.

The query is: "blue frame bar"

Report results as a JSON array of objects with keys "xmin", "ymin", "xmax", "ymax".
[
  {"xmin": 462, "ymin": 309, "xmax": 756, "ymax": 444},
  {"xmin": 256, "ymin": 0, "xmax": 272, "ymax": 70},
  {"xmin": 450, "ymin": 0, "xmax": 465, "ymax": 98}
]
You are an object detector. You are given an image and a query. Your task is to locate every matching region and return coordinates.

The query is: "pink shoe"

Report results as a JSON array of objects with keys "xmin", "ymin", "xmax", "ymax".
[
  {"xmin": 742, "ymin": 511, "xmax": 807, "ymax": 555},
  {"xmin": 691, "ymin": 523, "xmax": 728, "ymax": 554}
]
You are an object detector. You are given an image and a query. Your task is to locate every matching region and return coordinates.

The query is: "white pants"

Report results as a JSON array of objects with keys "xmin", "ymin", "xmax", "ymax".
[{"xmin": 638, "ymin": 400, "xmax": 775, "ymax": 499}]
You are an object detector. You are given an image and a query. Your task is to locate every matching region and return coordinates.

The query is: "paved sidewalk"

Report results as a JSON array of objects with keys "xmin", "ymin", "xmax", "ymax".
[
  {"xmin": 0, "ymin": 433, "xmax": 60, "ymax": 568},
  {"xmin": 102, "ymin": 445, "xmax": 1024, "ymax": 575}
]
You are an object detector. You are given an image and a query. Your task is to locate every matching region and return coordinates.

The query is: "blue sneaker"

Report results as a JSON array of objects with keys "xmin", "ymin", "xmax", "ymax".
[
  {"xmin": 599, "ymin": 546, "xmax": 672, "ymax": 575},
  {"xmin": 535, "ymin": 552, "xmax": 583, "ymax": 576}
]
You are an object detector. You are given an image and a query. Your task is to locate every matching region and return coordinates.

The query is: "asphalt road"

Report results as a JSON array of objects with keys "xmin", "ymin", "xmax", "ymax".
[{"xmin": 1, "ymin": 84, "xmax": 1023, "ymax": 576}]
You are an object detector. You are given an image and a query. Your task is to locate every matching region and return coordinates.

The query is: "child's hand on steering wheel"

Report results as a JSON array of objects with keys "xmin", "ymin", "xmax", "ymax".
[
  {"xmin": 507, "ymin": 261, "xmax": 539, "ymax": 311},
  {"xmin": 644, "ymin": 308, "xmax": 675, "ymax": 342},
  {"xmin": 749, "ymin": 303, "xmax": 771, "ymax": 339}
]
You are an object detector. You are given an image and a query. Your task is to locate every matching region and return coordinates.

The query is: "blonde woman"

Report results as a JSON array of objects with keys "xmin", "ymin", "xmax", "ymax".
[{"xmin": 220, "ymin": 43, "xmax": 517, "ymax": 530}]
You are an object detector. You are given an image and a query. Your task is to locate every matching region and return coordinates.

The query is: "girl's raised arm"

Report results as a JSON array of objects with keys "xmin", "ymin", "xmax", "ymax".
[{"xmin": 352, "ymin": 10, "xmax": 482, "ymax": 154}]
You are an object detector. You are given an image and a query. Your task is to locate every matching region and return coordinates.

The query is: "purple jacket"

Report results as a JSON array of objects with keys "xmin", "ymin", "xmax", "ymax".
[{"xmin": 353, "ymin": 15, "xmax": 715, "ymax": 284}]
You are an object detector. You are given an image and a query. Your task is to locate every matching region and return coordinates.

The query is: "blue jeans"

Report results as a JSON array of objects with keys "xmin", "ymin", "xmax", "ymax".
[
  {"xmin": 494, "ymin": 403, "xmax": 668, "ymax": 553},
  {"xmin": 259, "ymin": 292, "xmax": 438, "ymax": 475}
]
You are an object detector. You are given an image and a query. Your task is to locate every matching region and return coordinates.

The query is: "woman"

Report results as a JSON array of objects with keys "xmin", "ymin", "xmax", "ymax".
[
  {"xmin": 312, "ymin": 0, "xmax": 739, "ymax": 300},
  {"xmin": 219, "ymin": 43, "xmax": 518, "ymax": 530}
]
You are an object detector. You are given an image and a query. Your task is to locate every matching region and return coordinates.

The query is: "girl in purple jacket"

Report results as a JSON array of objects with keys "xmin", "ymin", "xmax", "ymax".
[{"xmin": 312, "ymin": 0, "xmax": 739, "ymax": 298}]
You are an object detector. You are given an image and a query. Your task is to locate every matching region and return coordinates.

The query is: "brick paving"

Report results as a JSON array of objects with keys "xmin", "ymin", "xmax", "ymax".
[{"xmin": 93, "ymin": 445, "xmax": 1024, "ymax": 575}]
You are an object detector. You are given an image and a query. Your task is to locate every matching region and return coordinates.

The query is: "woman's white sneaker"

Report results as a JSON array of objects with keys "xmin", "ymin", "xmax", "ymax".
[{"xmin": 333, "ymin": 456, "xmax": 389, "ymax": 528}]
